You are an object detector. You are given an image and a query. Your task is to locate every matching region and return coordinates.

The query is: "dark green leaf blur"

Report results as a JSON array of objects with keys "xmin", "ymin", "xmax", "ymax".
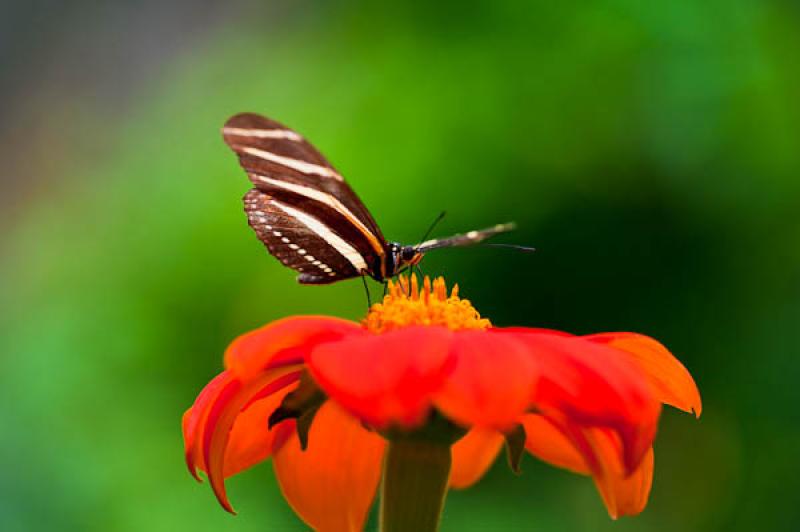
[{"xmin": 1, "ymin": 1, "xmax": 797, "ymax": 530}]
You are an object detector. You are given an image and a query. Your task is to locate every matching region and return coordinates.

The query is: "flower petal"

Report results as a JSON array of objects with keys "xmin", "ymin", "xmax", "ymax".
[
  {"xmin": 501, "ymin": 329, "xmax": 661, "ymax": 473},
  {"xmin": 200, "ymin": 367, "xmax": 303, "ymax": 513},
  {"xmin": 435, "ymin": 330, "xmax": 537, "ymax": 429},
  {"xmin": 183, "ymin": 370, "xmax": 299, "ymax": 480},
  {"xmin": 273, "ymin": 401, "xmax": 386, "ymax": 531},
  {"xmin": 221, "ymin": 382, "xmax": 297, "ymax": 478},
  {"xmin": 225, "ymin": 316, "xmax": 363, "ymax": 378},
  {"xmin": 523, "ymin": 419, "xmax": 652, "ymax": 518},
  {"xmin": 584, "ymin": 332, "xmax": 702, "ymax": 416},
  {"xmin": 308, "ymin": 326, "xmax": 454, "ymax": 428},
  {"xmin": 521, "ymin": 414, "xmax": 589, "ymax": 475},
  {"xmin": 449, "ymin": 429, "xmax": 504, "ymax": 489},
  {"xmin": 183, "ymin": 371, "xmax": 233, "ymax": 481},
  {"xmin": 522, "ymin": 414, "xmax": 654, "ymax": 518},
  {"xmin": 584, "ymin": 430, "xmax": 655, "ymax": 519}
]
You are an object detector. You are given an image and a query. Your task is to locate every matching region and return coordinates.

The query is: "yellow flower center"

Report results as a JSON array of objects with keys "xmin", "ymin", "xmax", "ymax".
[{"xmin": 363, "ymin": 274, "xmax": 491, "ymax": 333}]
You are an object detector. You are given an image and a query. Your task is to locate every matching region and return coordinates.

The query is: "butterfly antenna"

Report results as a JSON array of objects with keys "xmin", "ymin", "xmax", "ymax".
[
  {"xmin": 417, "ymin": 211, "xmax": 447, "ymax": 245},
  {"xmin": 481, "ymin": 243, "xmax": 537, "ymax": 253},
  {"xmin": 415, "ymin": 222, "xmax": 518, "ymax": 252}
]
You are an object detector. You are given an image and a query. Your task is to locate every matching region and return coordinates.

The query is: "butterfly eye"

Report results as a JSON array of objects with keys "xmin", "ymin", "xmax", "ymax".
[{"xmin": 401, "ymin": 247, "xmax": 418, "ymax": 261}]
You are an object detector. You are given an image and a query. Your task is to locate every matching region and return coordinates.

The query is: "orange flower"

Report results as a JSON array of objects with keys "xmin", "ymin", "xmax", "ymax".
[{"xmin": 183, "ymin": 276, "xmax": 701, "ymax": 529}]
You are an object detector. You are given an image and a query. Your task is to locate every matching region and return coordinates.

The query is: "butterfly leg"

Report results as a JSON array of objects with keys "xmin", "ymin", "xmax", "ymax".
[
  {"xmin": 383, "ymin": 281, "xmax": 388, "ymax": 298},
  {"xmin": 361, "ymin": 275, "xmax": 373, "ymax": 309}
]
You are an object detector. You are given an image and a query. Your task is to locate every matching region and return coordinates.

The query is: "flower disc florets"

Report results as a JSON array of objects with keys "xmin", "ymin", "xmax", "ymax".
[{"xmin": 363, "ymin": 275, "xmax": 491, "ymax": 333}]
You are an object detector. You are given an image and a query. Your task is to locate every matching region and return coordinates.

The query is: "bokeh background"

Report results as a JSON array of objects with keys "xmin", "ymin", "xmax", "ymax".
[{"xmin": 1, "ymin": 1, "xmax": 798, "ymax": 530}]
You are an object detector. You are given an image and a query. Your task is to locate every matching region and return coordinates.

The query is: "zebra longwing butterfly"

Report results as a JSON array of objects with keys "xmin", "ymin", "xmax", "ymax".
[{"xmin": 223, "ymin": 112, "xmax": 516, "ymax": 284}]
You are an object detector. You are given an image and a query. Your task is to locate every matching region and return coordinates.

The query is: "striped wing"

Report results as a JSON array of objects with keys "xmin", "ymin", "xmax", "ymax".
[
  {"xmin": 244, "ymin": 189, "xmax": 365, "ymax": 284},
  {"xmin": 223, "ymin": 113, "xmax": 387, "ymax": 282}
]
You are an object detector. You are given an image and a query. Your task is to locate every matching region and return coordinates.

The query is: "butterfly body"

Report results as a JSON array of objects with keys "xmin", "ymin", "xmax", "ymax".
[{"xmin": 223, "ymin": 113, "xmax": 515, "ymax": 284}]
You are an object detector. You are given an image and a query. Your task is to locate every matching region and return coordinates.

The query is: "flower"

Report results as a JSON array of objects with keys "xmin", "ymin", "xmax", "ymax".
[{"xmin": 183, "ymin": 275, "xmax": 701, "ymax": 529}]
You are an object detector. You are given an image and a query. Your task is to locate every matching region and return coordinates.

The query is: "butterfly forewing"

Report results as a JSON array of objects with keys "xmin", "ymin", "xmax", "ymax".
[
  {"xmin": 223, "ymin": 113, "xmax": 389, "ymax": 281},
  {"xmin": 244, "ymin": 189, "xmax": 363, "ymax": 284},
  {"xmin": 223, "ymin": 114, "xmax": 385, "ymax": 239}
]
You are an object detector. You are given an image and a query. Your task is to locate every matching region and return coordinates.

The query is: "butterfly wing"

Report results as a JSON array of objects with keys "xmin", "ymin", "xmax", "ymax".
[
  {"xmin": 223, "ymin": 113, "xmax": 388, "ymax": 281},
  {"xmin": 244, "ymin": 189, "xmax": 367, "ymax": 284}
]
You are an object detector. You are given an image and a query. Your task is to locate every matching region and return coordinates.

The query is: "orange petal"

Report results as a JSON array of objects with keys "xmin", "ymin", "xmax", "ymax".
[
  {"xmin": 308, "ymin": 326, "xmax": 454, "ymax": 428},
  {"xmin": 521, "ymin": 414, "xmax": 589, "ymax": 475},
  {"xmin": 522, "ymin": 415, "xmax": 655, "ymax": 518},
  {"xmin": 222, "ymin": 382, "xmax": 296, "ymax": 478},
  {"xmin": 184, "ymin": 371, "xmax": 232, "ymax": 480},
  {"xmin": 584, "ymin": 429, "xmax": 655, "ymax": 519},
  {"xmin": 273, "ymin": 401, "xmax": 386, "ymax": 532},
  {"xmin": 585, "ymin": 332, "xmax": 702, "ymax": 416},
  {"xmin": 449, "ymin": 429, "xmax": 504, "ymax": 489},
  {"xmin": 435, "ymin": 331, "xmax": 537, "ymax": 430},
  {"xmin": 201, "ymin": 367, "xmax": 303, "ymax": 513},
  {"xmin": 225, "ymin": 316, "xmax": 363, "ymax": 378},
  {"xmin": 503, "ymin": 329, "xmax": 661, "ymax": 473}
]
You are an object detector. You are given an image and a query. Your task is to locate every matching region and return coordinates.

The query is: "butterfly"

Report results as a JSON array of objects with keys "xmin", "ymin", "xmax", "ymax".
[{"xmin": 222, "ymin": 113, "xmax": 519, "ymax": 285}]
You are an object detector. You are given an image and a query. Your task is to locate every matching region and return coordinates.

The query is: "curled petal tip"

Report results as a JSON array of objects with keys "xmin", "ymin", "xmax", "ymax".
[
  {"xmin": 184, "ymin": 445, "xmax": 203, "ymax": 483},
  {"xmin": 210, "ymin": 473, "xmax": 237, "ymax": 515},
  {"xmin": 691, "ymin": 390, "xmax": 703, "ymax": 418},
  {"xmin": 188, "ymin": 467, "xmax": 202, "ymax": 483},
  {"xmin": 584, "ymin": 332, "xmax": 702, "ymax": 418},
  {"xmin": 196, "ymin": 368, "xmax": 304, "ymax": 514}
]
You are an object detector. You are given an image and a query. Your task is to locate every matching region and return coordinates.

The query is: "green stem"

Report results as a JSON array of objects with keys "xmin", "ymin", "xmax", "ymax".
[{"xmin": 379, "ymin": 439, "xmax": 452, "ymax": 532}]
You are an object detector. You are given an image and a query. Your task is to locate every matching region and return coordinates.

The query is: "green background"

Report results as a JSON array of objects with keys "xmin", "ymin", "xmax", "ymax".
[{"xmin": 1, "ymin": 1, "xmax": 798, "ymax": 530}]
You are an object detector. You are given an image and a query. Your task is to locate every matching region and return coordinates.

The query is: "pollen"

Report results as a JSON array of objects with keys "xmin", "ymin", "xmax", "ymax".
[{"xmin": 363, "ymin": 274, "xmax": 491, "ymax": 333}]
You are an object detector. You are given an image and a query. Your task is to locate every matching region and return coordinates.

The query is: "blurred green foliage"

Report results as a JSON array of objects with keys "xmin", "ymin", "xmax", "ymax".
[{"xmin": 1, "ymin": 1, "xmax": 799, "ymax": 530}]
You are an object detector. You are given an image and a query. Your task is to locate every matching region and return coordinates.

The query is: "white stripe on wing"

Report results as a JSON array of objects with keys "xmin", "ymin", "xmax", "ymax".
[
  {"xmin": 253, "ymin": 175, "xmax": 374, "ymax": 239},
  {"xmin": 270, "ymin": 200, "xmax": 368, "ymax": 272},
  {"xmin": 223, "ymin": 127, "xmax": 303, "ymax": 141},
  {"xmin": 239, "ymin": 146, "xmax": 342, "ymax": 180}
]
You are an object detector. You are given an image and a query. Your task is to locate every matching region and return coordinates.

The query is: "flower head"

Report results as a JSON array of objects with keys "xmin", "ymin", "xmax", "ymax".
[{"xmin": 183, "ymin": 275, "xmax": 701, "ymax": 529}]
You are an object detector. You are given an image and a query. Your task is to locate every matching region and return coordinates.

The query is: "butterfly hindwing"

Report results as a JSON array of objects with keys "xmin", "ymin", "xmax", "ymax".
[{"xmin": 243, "ymin": 189, "xmax": 365, "ymax": 284}]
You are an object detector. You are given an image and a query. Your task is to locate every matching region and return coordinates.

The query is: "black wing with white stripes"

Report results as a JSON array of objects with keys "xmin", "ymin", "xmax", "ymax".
[
  {"xmin": 223, "ymin": 113, "xmax": 388, "ymax": 284},
  {"xmin": 223, "ymin": 112, "xmax": 523, "ymax": 285},
  {"xmin": 243, "ymin": 189, "xmax": 362, "ymax": 284}
]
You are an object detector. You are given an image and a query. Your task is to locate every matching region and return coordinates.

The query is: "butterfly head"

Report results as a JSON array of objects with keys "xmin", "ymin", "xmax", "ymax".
[{"xmin": 387, "ymin": 242, "xmax": 423, "ymax": 277}]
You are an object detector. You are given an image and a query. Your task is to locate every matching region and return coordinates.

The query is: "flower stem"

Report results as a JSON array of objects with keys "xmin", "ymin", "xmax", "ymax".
[{"xmin": 379, "ymin": 439, "xmax": 452, "ymax": 532}]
